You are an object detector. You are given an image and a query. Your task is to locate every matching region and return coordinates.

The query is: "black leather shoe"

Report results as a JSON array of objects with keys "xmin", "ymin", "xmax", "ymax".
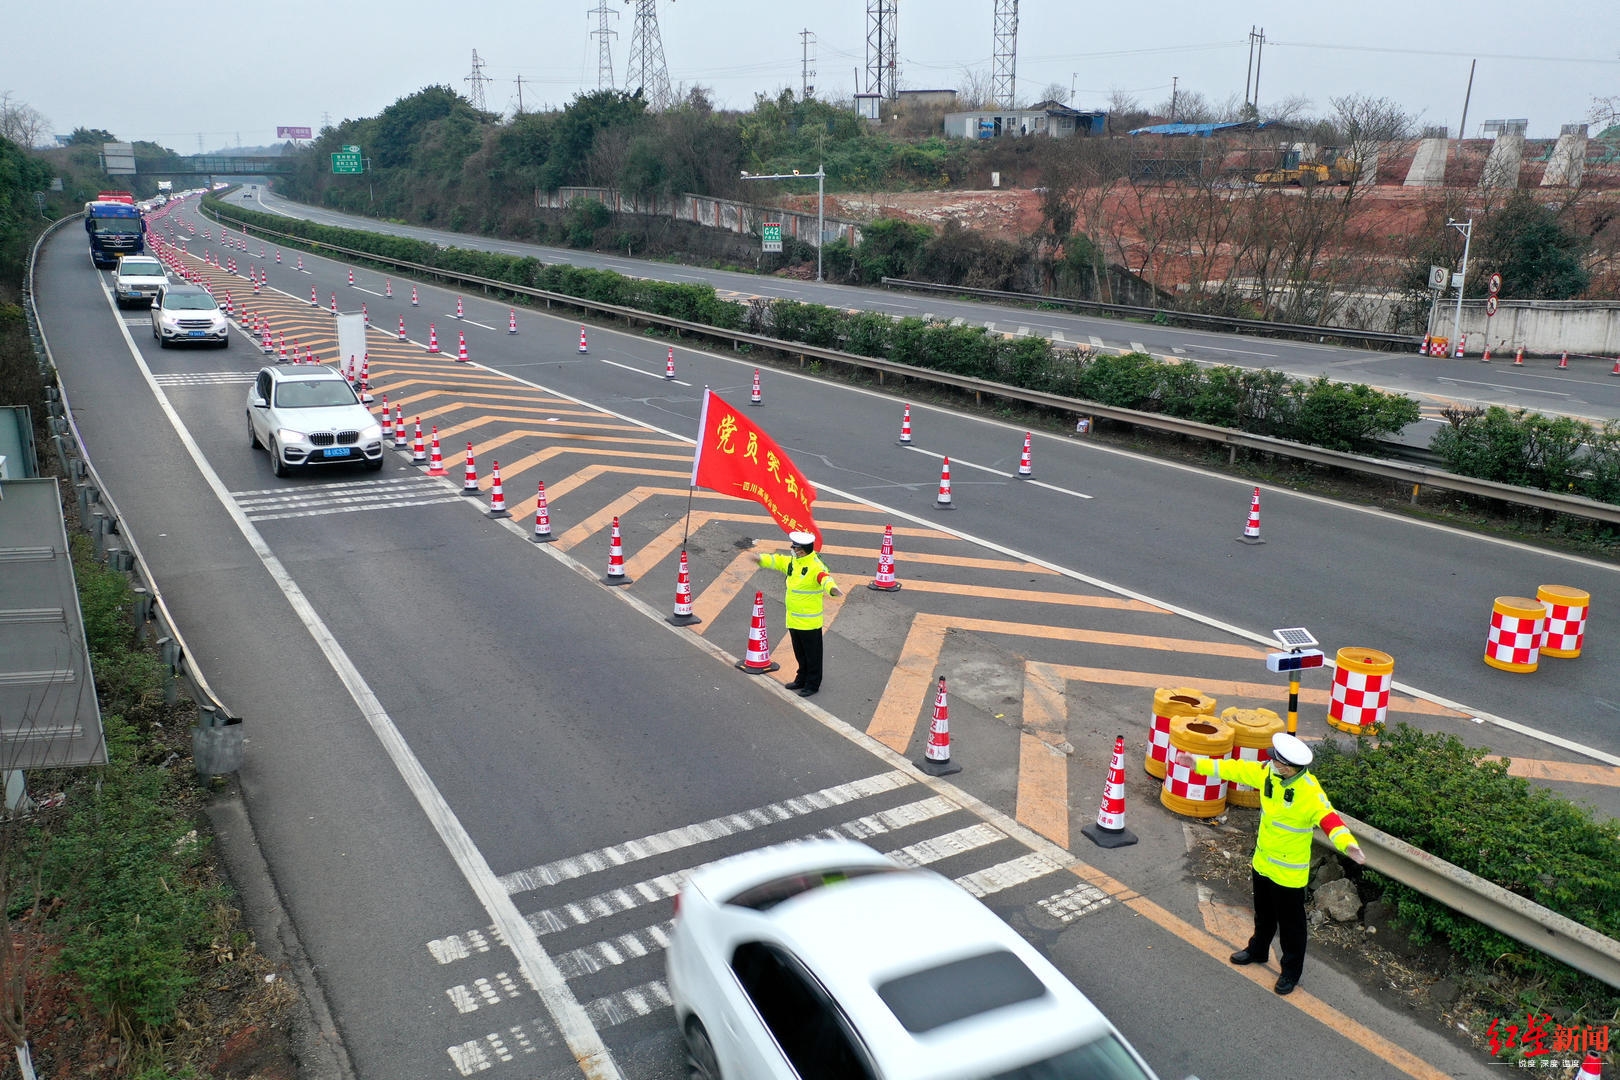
[
  {"xmin": 797, "ymin": 687, "xmax": 819, "ymax": 697},
  {"xmin": 1274, "ymin": 975, "xmax": 1298, "ymax": 995},
  {"xmin": 783, "ymin": 682, "xmax": 804, "ymax": 691},
  {"xmin": 1229, "ymin": 950, "xmax": 1258, "ymax": 966}
]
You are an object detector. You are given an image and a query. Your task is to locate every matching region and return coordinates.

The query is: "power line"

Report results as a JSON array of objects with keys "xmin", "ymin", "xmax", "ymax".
[{"xmin": 1268, "ymin": 40, "xmax": 1620, "ymax": 65}]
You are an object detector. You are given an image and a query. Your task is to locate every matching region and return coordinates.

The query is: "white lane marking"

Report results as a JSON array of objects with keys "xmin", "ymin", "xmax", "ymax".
[
  {"xmin": 98, "ymin": 283, "xmax": 625, "ymax": 1079},
  {"xmin": 354, "ymin": 287, "xmax": 383, "ymax": 297},
  {"xmin": 1129, "ymin": 340, "xmax": 1147, "ymax": 353},
  {"xmin": 1436, "ymin": 377, "xmax": 1571, "ymax": 398},
  {"xmin": 1179, "ymin": 343, "xmax": 1279, "ymax": 359},
  {"xmin": 901, "ymin": 446, "xmax": 1093, "ymax": 497},
  {"xmin": 1026, "ymin": 479, "xmax": 1095, "ymax": 500},
  {"xmin": 498, "ymin": 771, "xmax": 912, "ymax": 894},
  {"xmin": 451, "ymin": 318, "xmax": 499, "ymax": 332},
  {"xmin": 593, "ymin": 356, "xmax": 691, "ymax": 386},
  {"xmin": 1089, "ymin": 335, "xmax": 1105, "ymax": 350}
]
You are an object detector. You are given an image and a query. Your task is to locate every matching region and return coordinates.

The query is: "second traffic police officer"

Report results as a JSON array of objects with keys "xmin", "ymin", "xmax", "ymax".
[
  {"xmin": 1174, "ymin": 732, "xmax": 1365, "ymax": 996},
  {"xmin": 757, "ymin": 531, "xmax": 841, "ymax": 697}
]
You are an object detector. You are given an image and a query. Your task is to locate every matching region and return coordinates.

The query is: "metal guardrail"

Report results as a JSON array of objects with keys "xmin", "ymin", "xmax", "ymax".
[
  {"xmin": 26, "ymin": 213, "xmax": 242, "ymax": 771},
  {"xmin": 207, "ymin": 204, "xmax": 1620, "ymax": 529},
  {"xmin": 1324, "ymin": 815, "xmax": 1620, "ymax": 990},
  {"xmin": 879, "ymin": 276, "xmax": 1420, "ymax": 348},
  {"xmin": 203, "ymin": 198, "xmax": 1620, "ymax": 983}
]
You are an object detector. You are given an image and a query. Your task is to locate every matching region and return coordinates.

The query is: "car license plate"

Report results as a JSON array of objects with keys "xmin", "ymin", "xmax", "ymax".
[
  {"xmin": 322, "ymin": 447, "xmax": 350, "ymax": 459},
  {"xmin": 188, "ymin": 330, "xmax": 207, "ymax": 337}
]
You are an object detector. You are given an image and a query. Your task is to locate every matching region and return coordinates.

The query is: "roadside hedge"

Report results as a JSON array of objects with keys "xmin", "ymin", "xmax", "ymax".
[
  {"xmin": 1432, "ymin": 406, "xmax": 1620, "ymax": 504},
  {"xmin": 1314, "ymin": 725, "xmax": 1620, "ymax": 1010},
  {"xmin": 205, "ymin": 195, "xmax": 1421, "ymax": 454}
]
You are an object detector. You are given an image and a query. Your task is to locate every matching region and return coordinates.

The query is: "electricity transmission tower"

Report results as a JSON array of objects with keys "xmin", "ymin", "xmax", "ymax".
[
  {"xmin": 464, "ymin": 49, "xmax": 493, "ymax": 113},
  {"xmin": 626, "ymin": 0, "xmax": 674, "ymax": 110},
  {"xmin": 991, "ymin": 0, "xmax": 1018, "ymax": 110},
  {"xmin": 589, "ymin": 0, "xmax": 618, "ymax": 90},
  {"xmin": 800, "ymin": 28, "xmax": 817, "ymax": 99},
  {"xmin": 865, "ymin": 0, "xmax": 898, "ymax": 100}
]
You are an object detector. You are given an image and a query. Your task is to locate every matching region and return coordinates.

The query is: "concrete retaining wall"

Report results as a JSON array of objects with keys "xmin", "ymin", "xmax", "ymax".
[
  {"xmin": 1432, "ymin": 299, "xmax": 1620, "ymax": 357},
  {"xmin": 536, "ymin": 187, "xmax": 863, "ymax": 248}
]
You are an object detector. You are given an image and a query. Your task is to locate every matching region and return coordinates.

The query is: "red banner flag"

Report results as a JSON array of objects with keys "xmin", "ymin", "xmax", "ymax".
[{"xmin": 691, "ymin": 389, "xmax": 821, "ymax": 547}]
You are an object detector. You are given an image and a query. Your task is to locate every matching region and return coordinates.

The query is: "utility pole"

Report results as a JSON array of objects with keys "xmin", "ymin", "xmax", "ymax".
[
  {"xmin": 800, "ymin": 29, "xmax": 817, "ymax": 99},
  {"xmin": 465, "ymin": 49, "xmax": 492, "ymax": 113},
  {"xmin": 1447, "ymin": 216, "xmax": 1473, "ymax": 349},
  {"xmin": 514, "ymin": 75, "xmax": 526, "ymax": 114},
  {"xmin": 1455, "ymin": 58, "xmax": 1477, "ymax": 167},
  {"xmin": 1170, "ymin": 77, "xmax": 1178, "ymax": 122},
  {"xmin": 740, "ymin": 165, "xmax": 826, "ymax": 282},
  {"xmin": 589, "ymin": 0, "xmax": 618, "ymax": 90},
  {"xmin": 1252, "ymin": 28, "xmax": 1265, "ymax": 113}
]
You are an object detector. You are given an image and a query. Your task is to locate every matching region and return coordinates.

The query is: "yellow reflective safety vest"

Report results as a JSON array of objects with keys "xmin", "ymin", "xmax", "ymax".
[
  {"xmin": 758, "ymin": 551, "xmax": 838, "ymax": 630},
  {"xmin": 1194, "ymin": 758, "xmax": 1357, "ymax": 888}
]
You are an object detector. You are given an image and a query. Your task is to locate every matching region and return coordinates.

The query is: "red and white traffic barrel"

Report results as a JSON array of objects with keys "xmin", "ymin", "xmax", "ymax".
[
  {"xmin": 1326, "ymin": 647, "xmax": 1394, "ymax": 736},
  {"xmin": 1146, "ymin": 686, "xmax": 1216, "ymax": 780},
  {"xmin": 1483, "ymin": 597, "xmax": 1546, "ymax": 673},
  {"xmin": 1537, "ymin": 584, "xmax": 1589, "ymax": 659},
  {"xmin": 1160, "ymin": 716, "xmax": 1233, "ymax": 819}
]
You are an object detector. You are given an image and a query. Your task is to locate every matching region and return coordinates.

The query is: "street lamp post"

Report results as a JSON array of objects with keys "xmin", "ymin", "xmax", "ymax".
[
  {"xmin": 740, "ymin": 164, "xmax": 827, "ymax": 282},
  {"xmin": 1447, "ymin": 216, "xmax": 1473, "ymax": 350}
]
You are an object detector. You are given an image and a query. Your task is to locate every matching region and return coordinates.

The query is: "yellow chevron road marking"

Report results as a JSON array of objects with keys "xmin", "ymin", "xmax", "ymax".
[
  {"xmin": 1018, "ymin": 661, "xmax": 1071, "ymax": 847},
  {"xmin": 1488, "ymin": 755, "xmax": 1620, "ymax": 787}
]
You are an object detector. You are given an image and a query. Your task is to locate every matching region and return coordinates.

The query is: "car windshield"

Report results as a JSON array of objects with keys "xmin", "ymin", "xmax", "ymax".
[
  {"xmin": 164, "ymin": 293, "xmax": 218, "ymax": 310},
  {"xmin": 120, "ymin": 260, "xmax": 162, "ymax": 275},
  {"xmin": 91, "ymin": 217, "xmax": 143, "ymax": 235},
  {"xmin": 274, "ymin": 380, "xmax": 358, "ymax": 408},
  {"xmin": 985, "ymin": 1033, "xmax": 1155, "ymax": 1080}
]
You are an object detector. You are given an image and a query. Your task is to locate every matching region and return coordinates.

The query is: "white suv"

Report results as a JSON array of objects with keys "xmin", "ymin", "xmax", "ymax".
[
  {"xmin": 246, "ymin": 366, "xmax": 384, "ymax": 476},
  {"xmin": 113, "ymin": 255, "xmax": 168, "ymax": 307},
  {"xmin": 151, "ymin": 284, "xmax": 229, "ymax": 348}
]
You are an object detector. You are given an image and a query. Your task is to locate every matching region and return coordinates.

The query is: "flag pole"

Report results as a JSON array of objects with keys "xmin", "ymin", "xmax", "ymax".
[{"xmin": 685, "ymin": 389, "xmax": 712, "ymax": 545}]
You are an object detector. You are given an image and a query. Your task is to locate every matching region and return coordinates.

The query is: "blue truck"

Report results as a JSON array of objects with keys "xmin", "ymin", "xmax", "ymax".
[{"xmin": 84, "ymin": 192, "xmax": 146, "ymax": 268}]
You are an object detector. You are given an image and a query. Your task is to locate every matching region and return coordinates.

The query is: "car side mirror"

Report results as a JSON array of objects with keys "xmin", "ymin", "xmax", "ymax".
[{"xmin": 252, "ymin": 396, "xmax": 268, "ymax": 408}]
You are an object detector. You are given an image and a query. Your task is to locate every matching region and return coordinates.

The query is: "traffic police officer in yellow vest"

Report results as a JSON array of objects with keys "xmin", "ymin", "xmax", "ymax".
[
  {"xmin": 757, "ymin": 531, "xmax": 841, "ymax": 697},
  {"xmin": 1174, "ymin": 732, "xmax": 1365, "ymax": 995}
]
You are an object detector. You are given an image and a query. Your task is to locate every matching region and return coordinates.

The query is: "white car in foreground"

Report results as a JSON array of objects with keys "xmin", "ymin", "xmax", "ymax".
[
  {"xmin": 666, "ymin": 838, "xmax": 1171, "ymax": 1080},
  {"xmin": 246, "ymin": 365, "xmax": 384, "ymax": 476}
]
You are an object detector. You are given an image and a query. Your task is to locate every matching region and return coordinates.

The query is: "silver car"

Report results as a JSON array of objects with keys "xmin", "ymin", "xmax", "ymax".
[
  {"xmin": 113, "ymin": 255, "xmax": 168, "ymax": 307},
  {"xmin": 150, "ymin": 284, "xmax": 229, "ymax": 348},
  {"xmin": 246, "ymin": 366, "xmax": 384, "ymax": 477}
]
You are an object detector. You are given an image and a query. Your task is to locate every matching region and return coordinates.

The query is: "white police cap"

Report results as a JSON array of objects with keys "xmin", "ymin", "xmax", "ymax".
[
  {"xmin": 1270, "ymin": 732, "xmax": 1314, "ymax": 767},
  {"xmin": 789, "ymin": 531, "xmax": 817, "ymax": 548}
]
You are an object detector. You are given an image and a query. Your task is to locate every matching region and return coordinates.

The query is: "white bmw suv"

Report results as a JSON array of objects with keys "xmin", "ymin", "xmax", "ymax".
[{"xmin": 246, "ymin": 366, "xmax": 384, "ymax": 477}]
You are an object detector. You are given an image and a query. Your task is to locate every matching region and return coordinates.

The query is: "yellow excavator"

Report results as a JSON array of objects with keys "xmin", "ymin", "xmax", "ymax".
[{"xmin": 1254, "ymin": 146, "xmax": 1360, "ymax": 186}]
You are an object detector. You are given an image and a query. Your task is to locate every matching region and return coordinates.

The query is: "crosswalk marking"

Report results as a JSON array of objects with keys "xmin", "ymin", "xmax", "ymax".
[
  {"xmin": 1130, "ymin": 340, "xmax": 1148, "ymax": 354},
  {"xmin": 1090, "ymin": 335, "xmax": 1106, "ymax": 350},
  {"xmin": 232, "ymin": 474, "xmax": 463, "ymax": 521},
  {"xmin": 153, "ymin": 371, "xmax": 257, "ymax": 387}
]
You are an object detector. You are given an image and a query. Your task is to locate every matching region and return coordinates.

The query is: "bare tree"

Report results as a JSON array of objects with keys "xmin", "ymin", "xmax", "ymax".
[
  {"xmin": 1153, "ymin": 88, "xmax": 1214, "ymax": 124},
  {"xmin": 1588, "ymin": 94, "xmax": 1620, "ymax": 131},
  {"xmin": 1029, "ymin": 82, "xmax": 1071, "ymax": 107},
  {"xmin": 957, "ymin": 67, "xmax": 995, "ymax": 110},
  {"xmin": 1262, "ymin": 93, "xmax": 1316, "ymax": 127},
  {"xmin": 0, "ymin": 92, "xmax": 50, "ymax": 148},
  {"xmin": 1327, "ymin": 94, "xmax": 1420, "ymax": 199}
]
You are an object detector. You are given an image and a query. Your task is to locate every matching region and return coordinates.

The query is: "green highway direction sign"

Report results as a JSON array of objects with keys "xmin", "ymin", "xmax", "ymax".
[
  {"xmin": 762, "ymin": 222, "xmax": 782, "ymax": 253},
  {"xmin": 331, "ymin": 145, "xmax": 364, "ymax": 174}
]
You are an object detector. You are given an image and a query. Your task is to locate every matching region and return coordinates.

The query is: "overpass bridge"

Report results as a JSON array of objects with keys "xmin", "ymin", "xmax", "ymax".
[{"xmin": 137, "ymin": 154, "xmax": 295, "ymax": 176}]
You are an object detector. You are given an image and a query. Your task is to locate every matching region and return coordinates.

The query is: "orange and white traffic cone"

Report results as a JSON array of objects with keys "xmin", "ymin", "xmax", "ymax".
[
  {"xmin": 377, "ymin": 394, "xmax": 389, "ymax": 431},
  {"xmin": 260, "ymin": 324, "xmax": 272, "ymax": 353},
  {"xmin": 918, "ymin": 675, "xmax": 962, "ymax": 775},
  {"xmin": 304, "ymin": 344, "xmax": 315, "ymax": 364},
  {"xmin": 508, "ymin": 308, "xmax": 517, "ymax": 334},
  {"xmin": 278, "ymin": 333, "xmax": 288, "ymax": 363},
  {"xmin": 1513, "ymin": 345, "xmax": 1524, "ymax": 366},
  {"xmin": 461, "ymin": 444, "xmax": 479, "ymax": 495},
  {"xmin": 1576, "ymin": 1052, "xmax": 1602, "ymax": 1078},
  {"xmin": 427, "ymin": 323, "xmax": 440, "ymax": 353},
  {"xmin": 455, "ymin": 296, "xmax": 464, "ymax": 319},
  {"xmin": 361, "ymin": 302, "xmax": 369, "ymax": 325},
  {"xmin": 1238, "ymin": 486, "xmax": 1264, "ymax": 544},
  {"xmin": 411, "ymin": 284, "xmax": 419, "ymax": 306},
  {"xmin": 578, "ymin": 326, "xmax": 589, "ymax": 354},
  {"xmin": 667, "ymin": 549, "xmax": 701, "ymax": 626},
  {"xmin": 385, "ymin": 278, "xmax": 393, "ymax": 298},
  {"xmin": 411, "ymin": 418, "xmax": 427, "ymax": 464},
  {"xmin": 531, "ymin": 480, "xmax": 555, "ymax": 543},
  {"xmin": 601, "ymin": 515, "xmax": 633, "ymax": 585},
  {"xmin": 309, "ymin": 285, "xmax": 318, "ymax": 306},
  {"xmin": 1454, "ymin": 334, "xmax": 1466, "ymax": 359},
  {"xmin": 734, "ymin": 590, "xmax": 780, "ymax": 674},
  {"xmin": 487, "ymin": 460, "xmax": 510, "ymax": 517},
  {"xmin": 393, "ymin": 406, "xmax": 406, "ymax": 450},
  {"xmin": 275, "ymin": 249, "xmax": 281, "ymax": 263},
  {"xmin": 398, "ymin": 315, "xmax": 407, "ymax": 341},
  {"xmin": 347, "ymin": 268, "xmax": 354, "ymax": 286},
  {"xmin": 359, "ymin": 354, "xmax": 371, "ymax": 401},
  {"xmin": 1081, "ymin": 734, "xmax": 1139, "ymax": 848},
  {"xmin": 1481, "ymin": 341, "xmax": 1492, "ymax": 363},
  {"xmin": 898, "ymin": 404, "xmax": 913, "ymax": 445},
  {"xmin": 750, "ymin": 369, "xmax": 762, "ymax": 406},
  {"xmin": 935, "ymin": 457, "xmax": 954, "ymax": 510},
  {"xmin": 1612, "ymin": 358, "xmax": 1620, "ymax": 376},
  {"xmin": 1558, "ymin": 352, "xmax": 1569, "ymax": 369},
  {"xmin": 1016, "ymin": 432, "xmax": 1033, "ymax": 478},
  {"xmin": 664, "ymin": 347, "xmax": 676, "ymax": 380},
  {"xmin": 330, "ymin": 293, "xmax": 338, "ymax": 316},
  {"xmin": 456, "ymin": 331, "xmax": 469, "ymax": 363},
  {"xmin": 868, "ymin": 524, "xmax": 902, "ymax": 591},
  {"xmin": 296, "ymin": 253, "xmax": 304, "ymax": 271},
  {"xmin": 223, "ymin": 292, "xmax": 233, "ymax": 317},
  {"xmin": 426, "ymin": 427, "xmax": 447, "ymax": 476}
]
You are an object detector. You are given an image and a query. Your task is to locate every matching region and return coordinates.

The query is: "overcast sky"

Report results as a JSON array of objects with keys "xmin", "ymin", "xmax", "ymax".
[{"xmin": 11, "ymin": 1, "xmax": 1615, "ymax": 149}]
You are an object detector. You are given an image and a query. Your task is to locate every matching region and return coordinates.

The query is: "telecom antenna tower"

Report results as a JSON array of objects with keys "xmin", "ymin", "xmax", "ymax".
[
  {"xmin": 626, "ymin": 0, "xmax": 674, "ymax": 110},
  {"xmin": 589, "ymin": 0, "xmax": 618, "ymax": 90},
  {"xmin": 800, "ymin": 28, "xmax": 817, "ymax": 99},
  {"xmin": 865, "ymin": 0, "xmax": 898, "ymax": 100},
  {"xmin": 465, "ymin": 49, "xmax": 493, "ymax": 112},
  {"xmin": 991, "ymin": 0, "xmax": 1018, "ymax": 109}
]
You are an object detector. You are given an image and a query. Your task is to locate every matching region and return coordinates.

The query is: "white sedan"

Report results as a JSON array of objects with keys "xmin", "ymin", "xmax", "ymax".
[{"xmin": 666, "ymin": 838, "xmax": 1171, "ymax": 1080}]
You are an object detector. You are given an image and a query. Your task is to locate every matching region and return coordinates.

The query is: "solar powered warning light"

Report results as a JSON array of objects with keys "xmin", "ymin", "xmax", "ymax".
[{"xmin": 1268, "ymin": 628, "xmax": 1322, "ymax": 733}]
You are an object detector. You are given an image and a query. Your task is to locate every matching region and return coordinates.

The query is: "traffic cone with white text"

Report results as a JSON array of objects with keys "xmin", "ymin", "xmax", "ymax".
[
  {"xmin": 667, "ymin": 549, "xmax": 701, "ymax": 625},
  {"xmin": 347, "ymin": 268, "xmax": 354, "ymax": 287},
  {"xmin": 734, "ymin": 591, "xmax": 779, "ymax": 674},
  {"xmin": 750, "ymin": 369, "xmax": 762, "ymax": 405},
  {"xmin": 411, "ymin": 285, "xmax": 419, "ymax": 306},
  {"xmin": 457, "ymin": 331, "xmax": 469, "ymax": 363},
  {"xmin": 601, "ymin": 516, "xmax": 633, "ymax": 585},
  {"xmin": 385, "ymin": 278, "xmax": 393, "ymax": 298},
  {"xmin": 898, "ymin": 404, "xmax": 913, "ymax": 445},
  {"xmin": 867, "ymin": 524, "xmax": 902, "ymax": 591},
  {"xmin": 393, "ymin": 406, "xmax": 406, "ymax": 451},
  {"xmin": 487, "ymin": 461, "xmax": 510, "ymax": 517},
  {"xmin": 1238, "ymin": 486, "xmax": 1264, "ymax": 544},
  {"xmin": 426, "ymin": 427, "xmax": 446, "ymax": 475},
  {"xmin": 461, "ymin": 444, "xmax": 479, "ymax": 495},
  {"xmin": 1016, "ymin": 432, "xmax": 1033, "ymax": 478},
  {"xmin": 1080, "ymin": 735, "xmax": 1139, "ymax": 848},
  {"xmin": 664, "ymin": 348, "xmax": 676, "ymax": 380},
  {"xmin": 531, "ymin": 481, "xmax": 555, "ymax": 543},
  {"xmin": 398, "ymin": 315, "xmax": 407, "ymax": 341},
  {"xmin": 918, "ymin": 676, "xmax": 962, "ymax": 775},
  {"xmin": 935, "ymin": 457, "xmax": 954, "ymax": 509},
  {"xmin": 427, "ymin": 323, "xmax": 440, "ymax": 353},
  {"xmin": 309, "ymin": 285, "xmax": 317, "ymax": 307},
  {"xmin": 578, "ymin": 326, "xmax": 589, "ymax": 354},
  {"xmin": 455, "ymin": 296, "xmax": 464, "ymax": 319},
  {"xmin": 411, "ymin": 419, "xmax": 427, "ymax": 464},
  {"xmin": 508, "ymin": 309, "xmax": 517, "ymax": 334}
]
